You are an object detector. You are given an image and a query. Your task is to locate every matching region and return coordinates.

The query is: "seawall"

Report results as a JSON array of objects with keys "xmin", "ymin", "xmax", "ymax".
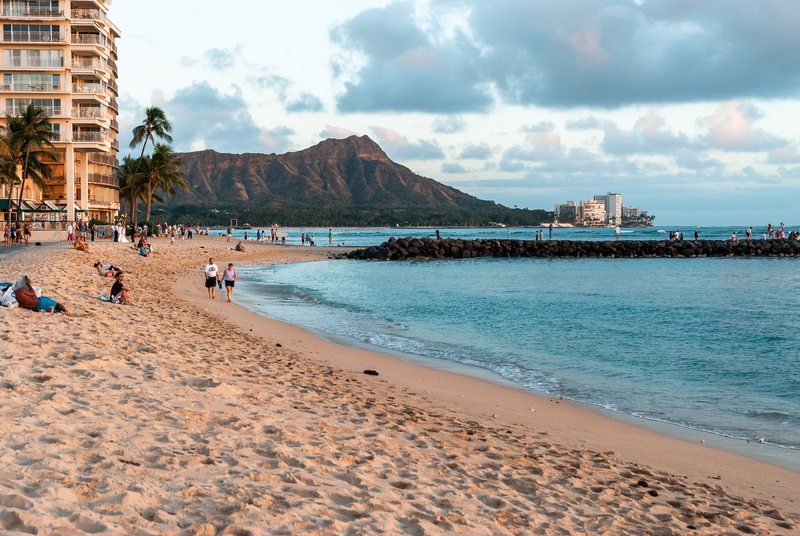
[{"xmin": 346, "ymin": 237, "xmax": 800, "ymax": 260}]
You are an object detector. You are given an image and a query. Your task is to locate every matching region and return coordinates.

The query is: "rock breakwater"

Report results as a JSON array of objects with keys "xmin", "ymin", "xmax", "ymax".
[{"xmin": 346, "ymin": 237, "xmax": 800, "ymax": 260}]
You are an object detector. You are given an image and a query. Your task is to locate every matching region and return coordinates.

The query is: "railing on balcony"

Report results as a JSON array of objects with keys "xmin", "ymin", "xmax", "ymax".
[
  {"xmin": 1, "ymin": 6, "xmax": 64, "ymax": 17},
  {"xmin": 88, "ymin": 153, "xmax": 118, "ymax": 167},
  {"xmin": 1, "ymin": 82, "xmax": 63, "ymax": 92},
  {"xmin": 107, "ymin": 57, "xmax": 117, "ymax": 74},
  {"xmin": 71, "ymin": 9, "xmax": 106, "ymax": 23},
  {"xmin": 3, "ymin": 31, "xmax": 64, "ymax": 43},
  {"xmin": 5, "ymin": 106, "xmax": 62, "ymax": 117},
  {"xmin": 109, "ymin": 97, "xmax": 117, "ymax": 111},
  {"xmin": 109, "ymin": 40, "xmax": 117, "ymax": 55},
  {"xmin": 72, "ymin": 107, "xmax": 104, "ymax": 118},
  {"xmin": 48, "ymin": 130, "xmax": 67, "ymax": 141},
  {"xmin": 72, "ymin": 82, "xmax": 104, "ymax": 94},
  {"xmin": 71, "ymin": 33, "xmax": 105, "ymax": 46},
  {"xmin": 73, "ymin": 131, "xmax": 106, "ymax": 143},
  {"xmin": 0, "ymin": 57, "xmax": 65, "ymax": 68},
  {"xmin": 88, "ymin": 173, "xmax": 118, "ymax": 187},
  {"xmin": 111, "ymin": 139, "xmax": 118, "ymax": 150},
  {"xmin": 108, "ymin": 79, "xmax": 117, "ymax": 94},
  {"xmin": 110, "ymin": 119, "xmax": 118, "ymax": 131},
  {"xmin": 71, "ymin": 58, "xmax": 106, "ymax": 71}
]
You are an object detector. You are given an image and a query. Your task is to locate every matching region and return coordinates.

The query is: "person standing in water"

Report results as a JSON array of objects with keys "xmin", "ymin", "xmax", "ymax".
[
  {"xmin": 223, "ymin": 263, "xmax": 237, "ymax": 303},
  {"xmin": 328, "ymin": 228, "xmax": 333, "ymax": 246}
]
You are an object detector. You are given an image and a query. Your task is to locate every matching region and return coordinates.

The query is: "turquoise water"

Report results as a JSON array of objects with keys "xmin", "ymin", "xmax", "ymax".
[
  {"xmin": 224, "ymin": 225, "xmax": 797, "ymax": 246},
  {"xmin": 238, "ymin": 253, "xmax": 800, "ymax": 450}
]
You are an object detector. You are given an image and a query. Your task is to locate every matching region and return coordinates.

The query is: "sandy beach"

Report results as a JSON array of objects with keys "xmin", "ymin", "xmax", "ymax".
[{"xmin": 0, "ymin": 235, "xmax": 797, "ymax": 535}]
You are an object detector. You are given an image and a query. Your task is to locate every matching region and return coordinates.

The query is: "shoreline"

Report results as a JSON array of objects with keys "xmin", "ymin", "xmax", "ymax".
[
  {"xmin": 1, "ymin": 236, "xmax": 797, "ymax": 533},
  {"xmin": 235, "ymin": 282, "xmax": 800, "ymax": 472},
  {"xmin": 172, "ymin": 247, "xmax": 800, "ymax": 509}
]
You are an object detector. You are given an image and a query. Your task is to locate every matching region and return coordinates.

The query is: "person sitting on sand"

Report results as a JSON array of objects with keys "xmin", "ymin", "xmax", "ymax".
[
  {"xmin": 110, "ymin": 272, "xmax": 132, "ymax": 305},
  {"xmin": 74, "ymin": 235, "xmax": 91, "ymax": 254},
  {"xmin": 94, "ymin": 261, "xmax": 122, "ymax": 277},
  {"xmin": 234, "ymin": 241, "xmax": 247, "ymax": 252},
  {"xmin": 14, "ymin": 276, "xmax": 72, "ymax": 316}
]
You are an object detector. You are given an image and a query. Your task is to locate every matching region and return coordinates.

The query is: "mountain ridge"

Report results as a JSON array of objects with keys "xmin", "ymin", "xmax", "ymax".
[{"xmin": 172, "ymin": 135, "xmax": 498, "ymax": 211}]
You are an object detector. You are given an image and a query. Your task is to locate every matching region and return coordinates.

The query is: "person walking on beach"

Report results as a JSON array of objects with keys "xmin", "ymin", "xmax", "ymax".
[
  {"xmin": 226, "ymin": 225, "xmax": 232, "ymax": 242},
  {"xmin": 223, "ymin": 263, "xmax": 237, "ymax": 303},
  {"xmin": 614, "ymin": 225, "xmax": 620, "ymax": 241},
  {"xmin": 329, "ymin": 228, "xmax": 333, "ymax": 246},
  {"xmin": 204, "ymin": 257, "xmax": 219, "ymax": 299},
  {"xmin": 301, "ymin": 233, "xmax": 305, "ymax": 246}
]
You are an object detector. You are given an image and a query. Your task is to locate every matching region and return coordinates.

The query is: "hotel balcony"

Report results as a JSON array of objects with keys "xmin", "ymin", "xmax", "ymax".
[
  {"xmin": 109, "ymin": 118, "xmax": 118, "ymax": 131},
  {"xmin": 107, "ymin": 57, "xmax": 117, "ymax": 75},
  {"xmin": 71, "ymin": 107, "xmax": 106, "ymax": 119},
  {"xmin": 72, "ymin": 82, "xmax": 105, "ymax": 95},
  {"xmin": 0, "ymin": 82, "xmax": 64, "ymax": 92},
  {"xmin": 2, "ymin": 31, "xmax": 65, "ymax": 43},
  {"xmin": 109, "ymin": 97, "xmax": 117, "ymax": 112},
  {"xmin": 71, "ymin": 57, "xmax": 107, "ymax": 73},
  {"xmin": 71, "ymin": 9, "xmax": 106, "ymax": 24},
  {"xmin": 0, "ymin": 58, "xmax": 65, "ymax": 70},
  {"xmin": 1, "ymin": 6, "xmax": 65, "ymax": 18},
  {"xmin": 5, "ymin": 105, "xmax": 62, "ymax": 117},
  {"xmin": 72, "ymin": 131, "xmax": 106, "ymax": 143},
  {"xmin": 108, "ymin": 78, "xmax": 117, "ymax": 94},
  {"xmin": 88, "ymin": 153, "xmax": 118, "ymax": 168}
]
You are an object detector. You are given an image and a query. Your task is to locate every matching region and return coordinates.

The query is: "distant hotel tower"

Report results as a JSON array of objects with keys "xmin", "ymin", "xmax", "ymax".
[{"xmin": 1, "ymin": 0, "xmax": 120, "ymax": 222}]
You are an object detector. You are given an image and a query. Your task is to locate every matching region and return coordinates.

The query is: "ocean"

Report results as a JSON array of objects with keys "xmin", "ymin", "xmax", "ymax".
[{"xmin": 235, "ymin": 227, "xmax": 800, "ymax": 456}]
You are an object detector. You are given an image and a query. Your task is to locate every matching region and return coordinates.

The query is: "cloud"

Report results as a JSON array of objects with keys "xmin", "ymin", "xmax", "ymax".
[
  {"xmin": 441, "ymin": 163, "xmax": 469, "ymax": 174},
  {"xmin": 164, "ymin": 82, "xmax": 292, "ymax": 154},
  {"xmin": 768, "ymin": 146, "xmax": 800, "ymax": 165},
  {"xmin": 331, "ymin": 0, "xmax": 800, "ymax": 110},
  {"xmin": 458, "ymin": 142, "xmax": 493, "ymax": 160},
  {"xmin": 252, "ymin": 73, "xmax": 323, "ymax": 114},
  {"xmin": 521, "ymin": 122, "xmax": 555, "ymax": 133},
  {"xmin": 369, "ymin": 126, "xmax": 445, "ymax": 160},
  {"xmin": 432, "ymin": 116, "xmax": 467, "ymax": 134},
  {"xmin": 601, "ymin": 108, "xmax": 691, "ymax": 155},
  {"xmin": 699, "ymin": 102, "xmax": 785, "ymax": 152},
  {"xmin": 320, "ymin": 125, "xmax": 359, "ymax": 139},
  {"xmin": 285, "ymin": 93, "xmax": 324, "ymax": 113},
  {"xmin": 565, "ymin": 116, "xmax": 603, "ymax": 130},
  {"xmin": 331, "ymin": 2, "xmax": 493, "ymax": 113},
  {"xmin": 203, "ymin": 47, "xmax": 239, "ymax": 70}
]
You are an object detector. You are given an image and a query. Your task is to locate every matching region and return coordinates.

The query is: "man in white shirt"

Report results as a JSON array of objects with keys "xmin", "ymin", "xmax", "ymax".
[{"xmin": 204, "ymin": 257, "xmax": 219, "ymax": 299}]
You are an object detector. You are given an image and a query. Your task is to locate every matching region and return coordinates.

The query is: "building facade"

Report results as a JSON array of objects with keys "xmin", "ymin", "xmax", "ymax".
[
  {"xmin": 594, "ymin": 192, "xmax": 622, "ymax": 225},
  {"xmin": 0, "ymin": 0, "xmax": 120, "ymax": 223},
  {"xmin": 579, "ymin": 199, "xmax": 606, "ymax": 225},
  {"xmin": 554, "ymin": 200, "xmax": 578, "ymax": 223}
]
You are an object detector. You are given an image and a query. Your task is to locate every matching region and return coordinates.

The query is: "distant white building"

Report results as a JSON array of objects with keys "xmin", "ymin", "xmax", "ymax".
[
  {"xmin": 594, "ymin": 192, "xmax": 622, "ymax": 225},
  {"xmin": 580, "ymin": 200, "xmax": 606, "ymax": 226}
]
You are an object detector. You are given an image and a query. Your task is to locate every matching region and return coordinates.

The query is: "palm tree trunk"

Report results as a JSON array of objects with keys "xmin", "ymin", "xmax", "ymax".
[
  {"xmin": 145, "ymin": 182, "xmax": 153, "ymax": 223},
  {"xmin": 16, "ymin": 145, "xmax": 30, "ymax": 222}
]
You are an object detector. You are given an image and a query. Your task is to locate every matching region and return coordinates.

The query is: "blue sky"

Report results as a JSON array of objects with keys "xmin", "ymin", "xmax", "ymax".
[{"xmin": 113, "ymin": 0, "xmax": 800, "ymax": 225}]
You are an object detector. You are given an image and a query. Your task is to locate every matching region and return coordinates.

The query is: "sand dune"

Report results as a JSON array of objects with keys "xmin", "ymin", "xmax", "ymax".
[{"xmin": 0, "ymin": 236, "xmax": 797, "ymax": 535}]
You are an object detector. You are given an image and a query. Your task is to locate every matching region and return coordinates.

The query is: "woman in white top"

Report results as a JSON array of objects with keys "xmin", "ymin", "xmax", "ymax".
[{"xmin": 223, "ymin": 263, "xmax": 237, "ymax": 303}]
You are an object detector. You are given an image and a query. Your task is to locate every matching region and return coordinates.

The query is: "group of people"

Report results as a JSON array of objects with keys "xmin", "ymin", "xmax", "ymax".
[
  {"xmin": 733, "ymin": 224, "xmax": 798, "ymax": 242},
  {"xmin": 203, "ymin": 257, "xmax": 238, "ymax": 302},
  {"xmin": 3, "ymin": 223, "xmax": 31, "ymax": 246}
]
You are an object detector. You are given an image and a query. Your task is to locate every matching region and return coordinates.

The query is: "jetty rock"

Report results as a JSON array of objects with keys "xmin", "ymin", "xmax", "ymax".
[{"xmin": 346, "ymin": 238, "xmax": 800, "ymax": 261}]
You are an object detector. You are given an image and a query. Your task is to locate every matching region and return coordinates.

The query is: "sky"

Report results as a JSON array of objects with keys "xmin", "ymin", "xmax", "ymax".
[{"xmin": 112, "ymin": 0, "xmax": 800, "ymax": 226}]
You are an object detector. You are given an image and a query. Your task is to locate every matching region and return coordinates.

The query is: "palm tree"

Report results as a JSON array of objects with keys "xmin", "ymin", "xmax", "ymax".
[
  {"xmin": 7, "ymin": 103, "xmax": 56, "ymax": 222},
  {"xmin": 118, "ymin": 155, "xmax": 146, "ymax": 225},
  {"xmin": 142, "ymin": 143, "xmax": 186, "ymax": 222},
  {"xmin": 0, "ymin": 130, "xmax": 18, "ymax": 223},
  {"xmin": 129, "ymin": 107, "xmax": 172, "ymax": 219}
]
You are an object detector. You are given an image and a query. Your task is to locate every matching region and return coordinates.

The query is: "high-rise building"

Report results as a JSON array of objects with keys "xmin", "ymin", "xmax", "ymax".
[
  {"xmin": 554, "ymin": 200, "xmax": 578, "ymax": 223},
  {"xmin": 579, "ymin": 199, "xmax": 606, "ymax": 225},
  {"xmin": 594, "ymin": 192, "xmax": 622, "ymax": 225},
  {"xmin": 0, "ymin": 0, "xmax": 120, "ymax": 223}
]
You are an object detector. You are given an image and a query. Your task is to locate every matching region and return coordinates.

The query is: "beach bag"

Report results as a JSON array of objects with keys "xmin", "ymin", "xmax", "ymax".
[{"xmin": 0, "ymin": 287, "xmax": 18, "ymax": 308}]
